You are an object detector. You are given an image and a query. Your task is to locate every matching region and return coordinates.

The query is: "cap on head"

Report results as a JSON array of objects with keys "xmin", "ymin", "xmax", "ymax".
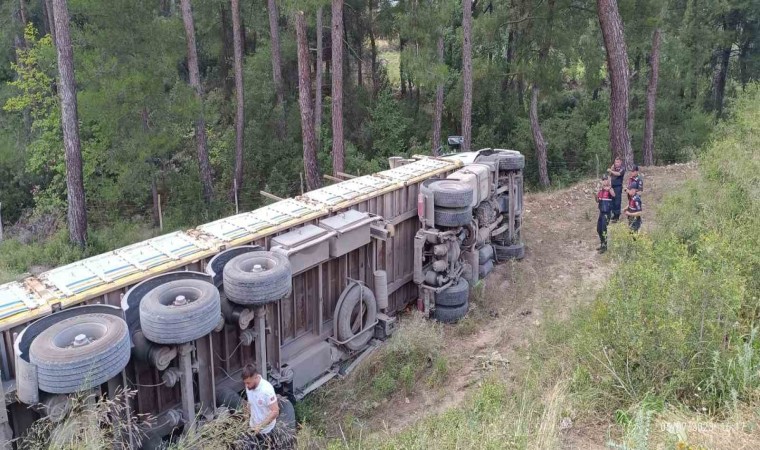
[
  {"xmin": 602, "ymin": 174, "xmax": 609, "ymax": 181},
  {"xmin": 632, "ymin": 164, "xmax": 639, "ymax": 171}
]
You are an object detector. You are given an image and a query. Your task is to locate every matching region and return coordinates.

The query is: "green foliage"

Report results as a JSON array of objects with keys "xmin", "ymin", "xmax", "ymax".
[
  {"xmin": 572, "ymin": 85, "xmax": 760, "ymax": 415},
  {"xmin": 353, "ymin": 313, "xmax": 448, "ymax": 400}
]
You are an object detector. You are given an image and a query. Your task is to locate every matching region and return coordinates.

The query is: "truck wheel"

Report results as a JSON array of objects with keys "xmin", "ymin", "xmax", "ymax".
[
  {"xmin": 434, "ymin": 206, "xmax": 473, "ymax": 228},
  {"xmin": 224, "ymin": 251, "xmax": 292, "ymax": 305},
  {"xmin": 494, "ymin": 242, "xmax": 525, "ymax": 261},
  {"xmin": 336, "ymin": 285, "xmax": 378, "ymax": 351},
  {"xmin": 479, "ymin": 259, "xmax": 495, "ymax": 278},
  {"xmin": 429, "ymin": 180, "xmax": 474, "ymax": 208},
  {"xmin": 278, "ymin": 396, "xmax": 297, "ymax": 432},
  {"xmin": 477, "ymin": 153, "xmax": 525, "ymax": 171},
  {"xmin": 478, "ymin": 244, "xmax": 494, "ymax": 263},
  {"xmin": 435, "ymin": 278, "xmax": 469, "ymax": 307},
  {"xmin": 140, "ymin": 279, "xmax": 221, "ymax": 344},
  {"xmin": 498, "ymin": 154, "xmax": 525, "ymax": 171},
  {"xmin": 432, "ymin": 301, "xmax": 469, "ymax": 324},
  {"xmin": 30, "ymin": 314, "xmax": 131, "ymax": 394}
]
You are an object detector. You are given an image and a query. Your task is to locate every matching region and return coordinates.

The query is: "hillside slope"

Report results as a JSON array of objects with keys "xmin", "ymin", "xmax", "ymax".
[{"xmin": 302, "ymin": 163, "xmax": 698, "ymax": 446}]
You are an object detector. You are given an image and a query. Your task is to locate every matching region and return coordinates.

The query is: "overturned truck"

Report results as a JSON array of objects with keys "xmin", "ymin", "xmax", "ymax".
[{"xmin": 0, "ymin": 149, "xmax": 525, "ymax": 447}]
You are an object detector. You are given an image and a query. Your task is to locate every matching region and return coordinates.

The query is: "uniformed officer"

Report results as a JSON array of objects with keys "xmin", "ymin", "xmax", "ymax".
[
  {"xmin": 624, "ymin": 186, "xmax": 643, "ymax": 233},
  {"xmin": 607, "ymin": 157, "xmax": 625, "ymax": 222},
  {"xmin": 627, "ymin": 164, "xmax": 643, "ymax": 200},
  {"xmin": 595, "ymin": 175, "xmax": 615, "ymax": 253}
]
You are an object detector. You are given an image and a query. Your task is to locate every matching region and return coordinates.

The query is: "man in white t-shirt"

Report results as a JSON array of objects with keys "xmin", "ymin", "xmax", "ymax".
[{"xmin": 242, "ymin": 364, "xmax": 279, "ymax": 436}]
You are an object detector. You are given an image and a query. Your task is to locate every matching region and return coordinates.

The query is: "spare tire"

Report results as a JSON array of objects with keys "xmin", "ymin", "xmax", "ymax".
[
  {"xmin": 224, "ymin": 251, "xmax": 292, "ymax": 305},
  {"xmin": 429, "ymin": 180, "xmax": 474, "ymax": 208},
  {"xmin": 30, "ymin": 314, "xmax": 131, "ymax": 394},
  {"xmin": 435, "ymin": 278, "xmax": 469, "ymax": 307},
  {"xmin": 140, "ymin": 279, "xmax": 221, "ymax": 344},
  {"xmin": 434, "ymin": 206, "xmax": 473, "ymax": 228},
  {"xmin": 494, "ymin": 242, "xmax": 525, "ymax": 261},
  {"xmin": 432, "ymin": 301, "xmax": 469, "ymax": 324},
  {"xmin": 336, "ymin": 285, "xmax": 377, "ymax": 351}
]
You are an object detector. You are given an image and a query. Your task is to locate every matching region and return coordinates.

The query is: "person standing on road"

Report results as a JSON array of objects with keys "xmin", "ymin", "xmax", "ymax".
[
  {"xmin": 595, "ymin": 175, "xmax": 615, "ymax": 253},
  {"xmin": 624, "ymin": 186, "xmax": 643, "ymax": 233},
  {"xmin": 607, "ymin": 157, "xmax": 625, "ymax": 222},
  {"xmin": 627, "ymin": 165, "xmax": 643, "ymax": 200}
]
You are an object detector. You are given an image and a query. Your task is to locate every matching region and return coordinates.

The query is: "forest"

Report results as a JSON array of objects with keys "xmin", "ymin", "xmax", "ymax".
[{"xmin": 0, "ymin": 0, "xmax": 758, "ymax": 270}]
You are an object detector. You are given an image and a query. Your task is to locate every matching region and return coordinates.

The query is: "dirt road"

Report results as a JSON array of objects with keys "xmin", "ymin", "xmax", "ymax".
[{"xmin": 313, "ymin": 163, "xmax": 698, "ymax": 446}]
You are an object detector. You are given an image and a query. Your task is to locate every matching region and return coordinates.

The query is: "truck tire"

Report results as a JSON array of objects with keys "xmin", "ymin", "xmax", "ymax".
[
  {"xmin": 494, "ymin": 242, "xmax": 525, "ymax": 261},
  {"xmin": 498, "ymin": 154, "xmax": 525, "ymax": 171},
  {"xmin": 479, "ymin": 259, "xmax": 494, "ymax": 278},
  {"xmin": 30, "ymin": 314, "xmax": 131, "ymax": 394},
  {"xmin": 432, "ymin": 301, "xmax": 469, "ymax": 324},
  {"xmin": 224, "ymin": 251, "xmax": 292, "ymax": 305},
  {"xmin": 336, "ymin": 285, "xmax": 377, "ymax": 351},
  {"xmin": 435, "ymin": 278, "xmax": 469, "ymax": 307},
  {"xmin": 278, "ymin": 396, "xmax": 297, "ymax": 432},
  {"xmin": 434, "ymin": 206, "xmax": 472, "ymax": 228},
  {"xmin": 429, "ymin": 180, "xmax": 474, "ymax": 208},
  {"xmin": 478, "ymin": 244, "xmax": 494, "ymax": 263},
  {"xmin": 477, "ymin": 152, "xmax": 525, "ymax": 171},
  {"xmin": 140, "ymin": 279, "xmax": 221, "ymax": 344}
]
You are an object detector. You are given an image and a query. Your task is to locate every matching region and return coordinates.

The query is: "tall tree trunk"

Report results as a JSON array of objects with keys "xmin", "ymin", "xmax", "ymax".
[
  {"xmin": 357, "ymin": 34, "xmax": 363, "ymax": 87},
  {"xmin": 530, "ymin": 86, "xmax": 550, "ymax": 187},
  {"xmin": 432, "ymin": 35, "xmax": 444, "ymax": 156},
  {"xmin": 712, "ymin": 46, "xmax": 731, "ymax": 119},
  {"xmin": 180, "ymin": 0, "xmax": 214, "ymax": 203},
  {"xmin": 219, "ymin": 3, "xmax": 234, "ymax": 102},
  {"xmin": 52, "ymin": 0, "xmax": 87, "ymax": 246},
  {"xmin": 369, "ymin": 0, "xmax": 378, "ymax": 96},
  {"xmin": 461, "ymin": 0, "xmax": 473, "ymax": 152},
  {"xmin": 529, "ymin": 0, "xmax": 553, "ymax": 187},
  {"xmin": 231, "ymin": 0, "xmax": 244, "ymax": 199},
  {"xmin": 41, "ymin": 0, "xmax": 51, "ymax": 36},
  {"xmin": 400, "ymin": 38, "xmax": 407, "ymax": 96},
  {"xmin": 315, "ymin": 6, "xmax": 324, "ymax": 150},
  {"xmin": 597, "ymin": 0, "xmax": 633, "ymax": 168},
  {"xmin": 267, "ymin": 0, "xmax": 286, "ymax": 137},
  {"xmin": 45, "ymin": 0, "xmax": 56, "ymax": 46},
  {"xmin": 642, "ymin": 27, "xmax": 660, "ymax": 166},
  {"xmin": 151, "ymin": 177, "xmax": 160, "ymax": 227},
  {"xmin": 19, "ymin": 0, "xmax": 28, "ymax": 26},
  {"xmin": 296, "ymin": 11, "xmax": 321, "ymax": 191},
  {"xmin": 331, "ymin": 0, "xmax": 345, "ymax": 175}
]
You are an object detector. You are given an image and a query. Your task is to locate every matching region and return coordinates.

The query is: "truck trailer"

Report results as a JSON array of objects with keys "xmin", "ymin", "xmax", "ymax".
[{"xmin": 0, "ymin": 149, "xmax": 525, "ymax": 448}]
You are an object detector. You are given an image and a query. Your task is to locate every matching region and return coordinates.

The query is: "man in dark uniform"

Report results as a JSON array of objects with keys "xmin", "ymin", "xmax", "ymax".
[
  {"xmin": 595, "ymin": 175, "xmax": 615, "ymax": 253},
  {"xmin": 624, "ymin": 186, "xmax": 643, "ymax": 233},
  {"xmin": 627, "ymin": 164, "xmax": 643, "ymax": 200},
  {"xmin": 607, "ymin": 157, "xmax": 625, "ymax": 222}
]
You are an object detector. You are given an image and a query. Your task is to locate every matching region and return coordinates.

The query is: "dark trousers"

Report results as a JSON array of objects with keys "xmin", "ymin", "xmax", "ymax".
[
  {"xmin": 611, "ymin": 186, "xmax": 623, "ymax": 219},
  {"xmin": 237, "ymin": 423, "xmax": 295, "ymax": 449},
  {"xmin": 597, "ymin": 212, "xmax": 610, "ymax": 247},
  {"xmin": 628, "ymin": 217, "xmax": 642, "ymax": 233}
]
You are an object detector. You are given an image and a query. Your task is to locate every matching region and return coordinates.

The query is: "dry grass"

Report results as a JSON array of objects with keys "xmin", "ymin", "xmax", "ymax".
[{"xmin": 18, "ymin": 388, "xmax": 149, "ymax": 450}]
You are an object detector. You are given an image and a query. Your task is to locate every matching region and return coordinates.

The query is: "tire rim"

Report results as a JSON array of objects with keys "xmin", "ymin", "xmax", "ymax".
[
  {"xmin": 159, "ymin": 286, "xmax": 204, "ymax": 308},
  {"xmin": 51, "ymin": 322, "xmax": 108, "ymax": 350},
  {"xmin": 239, "ymin": 255, "xmax": 277, "ymax": 273}
]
